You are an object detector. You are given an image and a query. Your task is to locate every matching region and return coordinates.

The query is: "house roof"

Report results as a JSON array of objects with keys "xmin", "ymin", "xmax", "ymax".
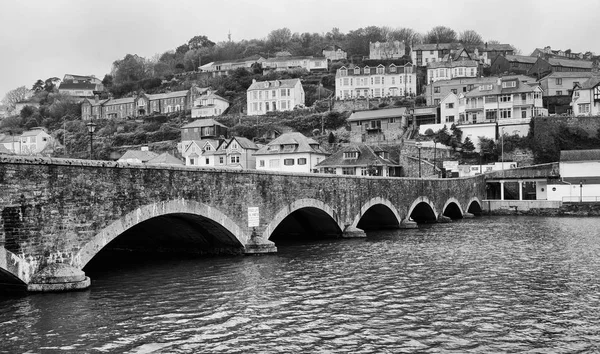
[
  {"xmin": 547, "ymin": 57, "xmax": 593, "ymax": 69},
  {"xmin": 83, "ymin": 98, "xmax": 109, "ymax": 107},
  {"xmin": 118, "ymin": 150, "xmax": 159, "ymax": 162},
  {"xmin": 254, "ymin": 132, "xmax": 327, "ymax": 156},
  {"xmin": 0, "ymin": 144, "xmax": 12, "ymax": 154},
  {"xmin": 480, "ymin": 44, "xmax": 514, "ymax": 52},
  {"xmin": 428, "ymin": 59, "xmax": 478, "ymax": 69},
  {"xmin": 181, "ymin": 118, "xmax": 227, "ymax": 129},
  {"xmin": 147, "ymin": 152, "xmax": 184, "ymax": 165},
  {"xmin": 58, "ymin": 82, "xmax": 99, "ymax": 90},
  {"xmin": 147, "ymin": 90, "xmax": 189, "ymax": 100},
  {"xmin": 247, "ymin": 78, "xmax": 301, "ymax": 91},
  {"xmin": 323, "ymin": 45, "xmax": 345, "ymax": 51},
  {"xmin": 543, "ymin": 71, "xmax": 595, "ymax": 79},
  {"xmin": 579, "ymin": 75, "xmax": 600, "ymax": 90},
  {"xmin": 504, "ymin": 55, "xmax": 538, "ymax": 64},
  {"xmin": 316, "ymin": 143, "xmax": 400, "ymax": 168},
  {"xmin": 227, "ymin": 136, "xmax": 259, "ymax": 150},
  {"xmin": 412, "ymin": 43, "xmax": 455, "ymax": 51},
  {"xmin": 21, "ymin": 129, "xmax": 47, "ymax": 137},
  {"xmin": 264, "ymin": 56, "xmax": 321, "ymax": 63},
  {"xmin": 195, "ymin": 92, "xmax": 229, "ymax": 104},
  {"xmin": 64, "ymin": 74, "xmax": 97, "ymax": 81},
  {"xmin": 560, "ymin": 149, "xmax": 600, "ymax": 162},
  {"xmin": 465, "ymin": 80, "xmax": 541, "ymax": 98},
  {"xmin": 105, "ymin": 97, "xmax": 135, "ymax": 106},
  {"xmin": 347, "ymin": 107, "xmax": 407, "ymax": 122}
]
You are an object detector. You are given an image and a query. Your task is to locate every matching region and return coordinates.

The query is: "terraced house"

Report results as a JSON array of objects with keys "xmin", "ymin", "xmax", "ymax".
[
  {"xmin": 335, "ymin": 63, "xmax": 416, "ymax": 99},
  {"xmin": 81, "ymin": 87, "xmax": 204, "ymax": 120}
]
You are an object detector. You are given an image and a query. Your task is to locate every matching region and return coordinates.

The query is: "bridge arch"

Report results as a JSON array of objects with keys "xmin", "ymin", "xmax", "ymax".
[
  {"xmin": 0, "ymin": 249, "xmax": 34, "ymax": 285},
  {"xmin": 407, "ymin": 197, "xmax": 439, "ymax": 223},
  {"xmin": 73, "ymin": 199, "xmax": 246, "ymax": 269},
  {"xmin": 466, "ymin": 197, "xmax": 484, "ymax": 215},
  {"xmin": 263, "ymin": 198, "xmax": 344, "ymax": 240},
  {"xmin": 442, "ymin": 198, "xmax": 464, "ymax": 219},
  {"xmin": 352, "ymin": 197, "xmax": 402, "ymax": 230}
]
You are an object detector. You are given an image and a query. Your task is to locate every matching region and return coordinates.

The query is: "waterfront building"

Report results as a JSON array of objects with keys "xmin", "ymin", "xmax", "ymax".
[
  {"xmin": 427, "ymin": 59, "xmax": 478, "ymax": 83},
  {"xmin": 571, "ymin": 74, "xmax": 600, "ymax": 116},
  {"xmin": 182, "ymin": 139, "xmax": 221, "ymax": 167},
  {"xmin": 211, "ymin": 137, "xmax": 260, "ymax": 169},
  {"xmin": 0, "ymin": 128, "xmax": 53, "ymax": 155},
  {"xmin": 547, "ymin": 150, "xmax": 600, "ymax": 202},
  {"xmin": 254, "ymin": 132, "xmax": 328, "ymax": 173},
  {"xmin": 411, "ymin": 43, "xmax": 455, "ymax": 67},
  {"xmin": 316, "ymin": 143, "xmax": 401, "ymax": 177},
  {"xmin": 246, "ymin": 79, "xmax": 305, "ymax": 116},
  {"xmin": 335, "ymin": 63, "xmax": 416, "ymax": 99},
  {"xmin": 528, "ymin": 57, "xmax": 593, "ymax": 79}
]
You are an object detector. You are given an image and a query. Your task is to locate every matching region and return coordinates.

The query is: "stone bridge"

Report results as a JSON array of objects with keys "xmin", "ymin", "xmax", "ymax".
[{"xmin": 0, "ymin": 155, "xmax": 485, "ymax": 291}]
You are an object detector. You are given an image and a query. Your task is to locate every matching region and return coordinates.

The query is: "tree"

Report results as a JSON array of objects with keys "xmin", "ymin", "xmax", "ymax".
[
  {"xmin": 102, "ymin": 74, "xmax": 114, "ymax": 88},
  {"xmin": 32, "ymin": 79, "xmax": 45, "ymax": 92},
  {"xmin": 424, "ymin": 26, "xmax": 457, "ymax": 44},
  {"xmin": 44, "ymin": 77, "xmax": 61, "ymax": 92},
  {"xmin": 328, "ymin": 131, "xmax": 335, "ymax": 144},
  {"xmin": 267, "ymin": 28, "xmax": 292, "ymax": 51},
  {"xmin": 111, "ymin": 54, "xmax": 150, "ymax": 85},
  {"xmin": 187, "ymin": 35, "xmax": 215, "ymax": 50},
  {"xmin": 2, "ymin": 86, "xmax": 31, "ymax": 111},
  {"xmin": 462, "ymin": 137, "xmax": 475, "ymax": 152},
  {"xmin": 459, "ymin": 30, "xmax": 483, "ymax": 47}
]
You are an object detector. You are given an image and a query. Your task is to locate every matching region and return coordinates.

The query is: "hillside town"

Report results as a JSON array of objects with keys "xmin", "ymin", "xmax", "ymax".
[{"xmin": 2, "ymin": 26, "xmax": 600, "ymax": 204}]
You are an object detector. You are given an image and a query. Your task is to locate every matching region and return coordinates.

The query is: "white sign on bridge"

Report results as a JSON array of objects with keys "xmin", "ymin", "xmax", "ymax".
[{"xmin": 248, "ymin": 207, "xmax": 260, "ymax": 227}]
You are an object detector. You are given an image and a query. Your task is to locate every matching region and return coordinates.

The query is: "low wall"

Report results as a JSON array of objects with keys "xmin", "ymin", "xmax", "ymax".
[
  {"xmin": 483, "ymin": 200, "xmax": 600, "ymax": 216},
  {"xmin": 483, "ymin": 200, "xmax": 562, "ymax": 212}
]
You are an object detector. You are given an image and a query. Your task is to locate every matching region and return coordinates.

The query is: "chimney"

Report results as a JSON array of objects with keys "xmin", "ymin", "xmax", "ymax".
[
  {"xmin": 141, "ymin": 145, "xmax": 149, "ymax": 151},
  {"xmin": 593, "ymin": 60, "xmax": 600, "ymax": 74},
  {"xmin": 252, "ymin": 79, "xmax": 256, "ymax": 84},
  {"xmin": 94, "ymin": 94, "xmax": 99, "ymax": 104}
]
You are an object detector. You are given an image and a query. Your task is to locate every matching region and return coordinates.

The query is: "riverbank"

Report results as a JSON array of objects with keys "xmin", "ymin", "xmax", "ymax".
[{"xmin": 484, "ymin": 201, "xmax": 600, "ymax": 216}]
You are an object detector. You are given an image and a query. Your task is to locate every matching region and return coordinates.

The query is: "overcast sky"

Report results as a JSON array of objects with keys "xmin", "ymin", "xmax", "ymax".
[{"xmin": 1, "ymin": 0, "xmax": 599, "ymax": 99}]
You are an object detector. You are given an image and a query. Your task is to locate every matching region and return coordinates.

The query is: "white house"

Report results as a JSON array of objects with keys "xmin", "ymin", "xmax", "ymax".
[
  {"xmin": 322, "ymin": 45, "xmax": 347, "ymax": 61},
  {"xmin": 427, "ymin": 59, "xmax": 479, "ymax": 83},
  {"xmin": 182, "ymin": 139, "xmax": 221, "ymax": 166},
  {"xmin": 571, "ymin": 75, "xmax": 600, "ymax": 116},
  {"xmin": 411, "ymin": 43, "xmax": 455, "ymax": 67},
  {"xmin": 212, "ymin": 137, "xmax": 259, "ymax": 169},
  {"xmin": 191, "ymin": 91, "xmax": 229, "ymax": 118},
  {"xmin": 118, "ymin": 147, "xmax": 159, "ymax": 164},
  {"xmin": 316, "ymin": 143, "xmax": 402, "ymax": 177},
  {"xmin": 0, "ymin": 128, "xmax": 53, "ymax": 155},
  {"xmin": 254, "ymin": 132, "xmax": 329, "ymax": 173},
  {"xmin": 198, "ymin": 55, "xmax": 265, "ymax": 76},
  {"xmin": 262, "ymin": 56, "xmax": 327, "ymax": 73},
  {"xmin": 335, "ymin": 63, "xmax": 417, "ymax": 99},
  {"xmin": 547, "ymin": 150, "xmax": 600, "ymax": 202},
  {"xmin": 246, "ymin": 79, "xmax": 305, "ymax": 116}
]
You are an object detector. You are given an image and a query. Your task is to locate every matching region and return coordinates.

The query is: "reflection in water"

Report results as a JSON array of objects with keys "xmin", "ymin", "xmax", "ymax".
[{"xmin": 2, "ymin": 216, "xmax": 600, "ymax": 353}]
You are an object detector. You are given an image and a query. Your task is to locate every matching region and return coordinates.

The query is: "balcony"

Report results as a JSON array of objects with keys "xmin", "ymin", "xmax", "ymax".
[{"xmin": 513, "ymin": 99, "xmax": 534, "ymax": 106}]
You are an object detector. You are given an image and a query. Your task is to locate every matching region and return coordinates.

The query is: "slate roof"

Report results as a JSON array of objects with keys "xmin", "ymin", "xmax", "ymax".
[
  {"xmin": 147, "ymin": 90, "xmax": 189, "ymax": 100},
  {"xmin": 579, "ymin": 75, "xmax": 600, "ymax": 90},
  {"xmin": 428, "ymin": 59, "xmax": 478, "ymax": 69},
  {"xmin": 83, "ymin": 98, "xmax": 109, "ymax": 107},
  {"xmin": 104, "ymin": 97, "xmax": 135, "ymax": 106},
  {"xmin": 547, "ymin": 58, "xmax": 593, "ymax": 69},
  {"xmin": 147, "ymin": 152, "xmax": 184, "ymax": 165},
  {"xmin": 560, "ymin": 149, "xmax": 600, "ymax": 162},
  {"xmin": 480, "ymin": 44, "xmax": 514, "ymax": 52},
  {"xmin": 195, "ymin": 92, "xmax": 229, "ymax": 104},
  {"xmin": 254, "ymin": 132, "xmax": 327, "ymax": 156},
  {"xmin": 0, "ymin": 144, "xmax": 12, "ymax": 154},
  {"xmin": 21, "ymin": 129, "xmax": 47, "ymax": 137},
  {"xmin": 58, "ymin": 82, "xmax": 99, "ymax": 90},
  {"xmin": 348, "ymin": 107, "xmax": 407, "ymax": 122},
  {"xmin": 316, "ymin": 144, "xmax": 400, "ymax": 168},
  {"xmin": 118, "ymin": 150, "xmax": 159, "ymax": 162},
  {"xmin": 247, "ymin": 79, "xmax": 301, "ymax": 91},
  {"xmin": 412, "ymin": 43, "xmax": 455, "ymax": 51},
  {"xmin": 544, "ymin": 71, "xmax": 594, "ymax": 79},
  {"xmin": 464, "ymin": 81, "xmax": 541, "ymax": 98},
  {"xmin": 228, "ymin": 136, "xmax": 259, "ymax": 150},
  {"xmin": 181, "ymin": 118, "xmax": 227, "ymax": 129},
  {"xmin": 504, "ymin": 55, "xmax": 538, "ymax": 64}
]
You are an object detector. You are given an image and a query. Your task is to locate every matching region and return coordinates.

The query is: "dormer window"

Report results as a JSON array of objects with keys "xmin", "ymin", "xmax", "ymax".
[
  {"xmin": 354, "ymin": 67, "xmax": 360, "ymax": 74},
  {"xmin": 364, "ymin": 66, "xmax": 370, "ymax": 75},
  {"xmin": 389, "ymin": 65, "xmax": 397, "ymax": 73},
  {"xmin": 502, "ymin": 81, "xmax": 516, "ymax": 88},
  {"xmin": 376, "ymin": 65, "xmax": 384, "ymax": 74},
  {"xmin": 479, "ymin": 84, "xmax": 493, "ymax": 91},
  {"xmin": 376, "ymin": 151, "xmax": 389, "ymax": 159},
  {"xmin": 339, "ymin": 68, "xmax": 348, "ymax": 76},
  {"xmin": 282, "ymin": 144, "xmax": 296, "ymax": 153},
  {"xmin": 343, "ymin": 151, "xmax": 358, "ymax": 159}
]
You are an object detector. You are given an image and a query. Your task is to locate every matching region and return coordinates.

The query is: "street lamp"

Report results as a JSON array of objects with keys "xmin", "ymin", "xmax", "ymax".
[
  {"xmin": 416, "ymin": 141, "xmax": 422, "ymax": 178},
  {"xmin": 580, "ymin": 180, "xmax": 583, "ymax": 203},
  {"xmin": 479, "ymin": 150, "xmax": 484, "ymax": 175},
  {"xmin": 86, "ymin": 121, "xmax": 97, "ymax": 160},
  {"xmin": 500, "ymin": 127, "xmax": 505, "ymax": 170},
  {"xmin": 433, "ymin": 137, "xmax": 438, "ymax": 178}
]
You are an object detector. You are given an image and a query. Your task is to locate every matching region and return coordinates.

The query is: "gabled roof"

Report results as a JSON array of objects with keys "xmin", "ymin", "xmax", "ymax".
[
  {"xmin": 147, "ymin": 152, "xmax": 184, "ymax": 165},
  {"xmin": 58, "ymin": 82, "xmax": 99, "ymax": 90},
  {"xmin": 480, "ymin": 44, "xmax": 514, "ymax": 52},
  {"xmin": 195, "ymin": 92, "xmax": 229, "ymax": 104},
  {"xmin": 465, "ymin": 81, "xmax": 541, "ymax": 98},
  {"xmin": 247, "ymin": 79, "xmax": 301, "ymax": 91},
  {"xmin": 543, "ymin": 71, "xmax": 595, "ymax": 79},
  {"xmin": 227, "ymin": 136, "xmax": 259, "ymax": 150},
  {"xmin": 21, "ymin": 129, "xmax": 48, "ymax": 137},
  {"xmin": 254, "ymin": 132, "xmax": 327, "ymax": 156},
  {"xmin": 104, "ymin": 97, "xmax": 135, "ymax": 106},
  {"xmin": 83, "ymin": 97, "xmax": 109, "ymax": 107},
  {"xmin": 147, "ymin": 90, "xmax": 189, "ymax": 100},
  {"xmin": 181, "ymin": 118, "xmax": 227, "ymax": 129},
  {"xmin": 560, "ymin": 149, "xmax": 600, "ymax": 162},
  {"xmin": 578, "ymin": 75, "xmax": 600, "ymax": 90},
  {"xmin": 316, "ymin": 144, "xmax": 400, "ymax": 168},
  {"xmin": 118, "ymin": 150, "xmax": 159, "ymax": 162},
  {"xmin": 0, "ymin": 144, "xmax": 12, "ymax": 154},
  {"xmin": 348, "ymin": 107, "xmax": 407, "ymax": 122},
  {"xmin": 412, "ymin": 43, "xmax": 455, "ymax": 51}
]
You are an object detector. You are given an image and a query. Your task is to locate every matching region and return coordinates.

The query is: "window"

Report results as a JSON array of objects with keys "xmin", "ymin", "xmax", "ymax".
[
  {"xmin": 434, "ymin": 99, "xmax": 440, "ymax": 105},
  {"xmin": 578, "ymin": 103, "xmax": 591, "ymax": 114},
  {"xmin": 339, "ymin": 68, "xmax": 347, "ymax": 76},
  {"xmin": 486, "ymin": 110, "xmax": 497, "ymax": 120},
  {"xmin": 374, "ymin": 77, "xmax": 381, "ymax": 85},
  {"xmin": 502, "ymin": 81, "xmax": 516, "ymax": 88},
  {"xmin": 259, "ymin": 160, "xmax": 265, "ymax": 167},
  {"xmin": 189, "ymin": 158, "xmax": 195, "ymax": 165},
  {"xmin": 360, "ymin": 167, "xmax": 369, "ymax": 176},
  {"xmin": 377, "ymin": 66, "xmax": 384, "ymax": 74},
  {"xmin": 343, "ymin": 78, "xmax": 349, "ymax": 86},
  {"xmin": 500, "ymin": 95, "xmax": 512, "ymax": 102},
  {"xmin": 434, "ymin": 86, "xmax": 441, "ymax": 93},
  {"xmin": 205, "ymin": 158, "xmax": 209, "ymax": 164},
  {"xmin": 451, "ymin": 89, "xmax": 457, "ymax": 94},
  {"xmin": 556, "ymin": 90, "xmax": 563, "ymax": 95},
  {"xmin": 269, "ymin": 159, "xmax": 280, "ymax": 168},
  {"xmin": 344, "ymin": 151, "xmax": 358, "ymax": 159},
  {"xmin": 297, "ymin": 158, "xmax": 307, "ymax": 165},
  {"xmin": 284, "ymin": 158, "xmax": 295, "ymax": 165},
  {"xmin": 354, "ymin": 67, "xmax": 360, "ymax": 74},
  {"xmin": 219, "ymin": 157, "xmax": 224, "ymax": 164},
  {"xmin": 556, "ymin": 78, "xmax": 562, "ymax": 85},
  {"xmin": 574, "ymin": 90, "xmax": 580, "ymax": 98},
  {"xmin": 364, "ymin": 67, "xmax": 370, "ymax": 74},
  {"xmin": 446, "ymin": 115, "xmax": 455, "ymax": 123},
  {"xmin": 445, "ymin": 103, "xmax": 454, "ymax": 109},
  {"xmin": 390, "ymin": 65, "xmax": 396, "ymax": 73},
  {"xmin": 499, "ymin": 108, "xmax": 511, "ymax": 119},
  {"xmin": 342, "ymin": 167, "xmax": 354, "ymax": 175},
  {"xmin": 230, "ymin": 155, "xmax": 240, "ymax": 164},
  {"xmin": 521, "ymin": 107, "xmax": 527, "ymax": 118},
  {"xmin": 479, "ymin": 84, "xmax": 493, "ymax": 91}
]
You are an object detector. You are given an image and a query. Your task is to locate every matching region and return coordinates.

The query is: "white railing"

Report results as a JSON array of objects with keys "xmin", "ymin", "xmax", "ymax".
[{"xmin": 562, "ymin": 196, "xmax": 600, "ymax": 203}]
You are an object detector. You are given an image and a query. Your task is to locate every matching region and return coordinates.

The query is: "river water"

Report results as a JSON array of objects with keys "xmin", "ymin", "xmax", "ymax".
[{"xmin": 2, "ymin": 216, "xmax": 600, "ymax": 353}]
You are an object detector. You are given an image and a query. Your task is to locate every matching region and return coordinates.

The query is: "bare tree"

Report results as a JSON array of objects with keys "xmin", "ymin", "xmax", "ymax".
[
  {"xmin": 2, "ymin": 86, "xmax": 32, "ymax": 111},
  {"xmin": 459, "ymin": 30, "xmax": 483, "ymax": 48},
  {"xmin": 424, "ymin": 26, "xmax": 457, "ymax": 44}
]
